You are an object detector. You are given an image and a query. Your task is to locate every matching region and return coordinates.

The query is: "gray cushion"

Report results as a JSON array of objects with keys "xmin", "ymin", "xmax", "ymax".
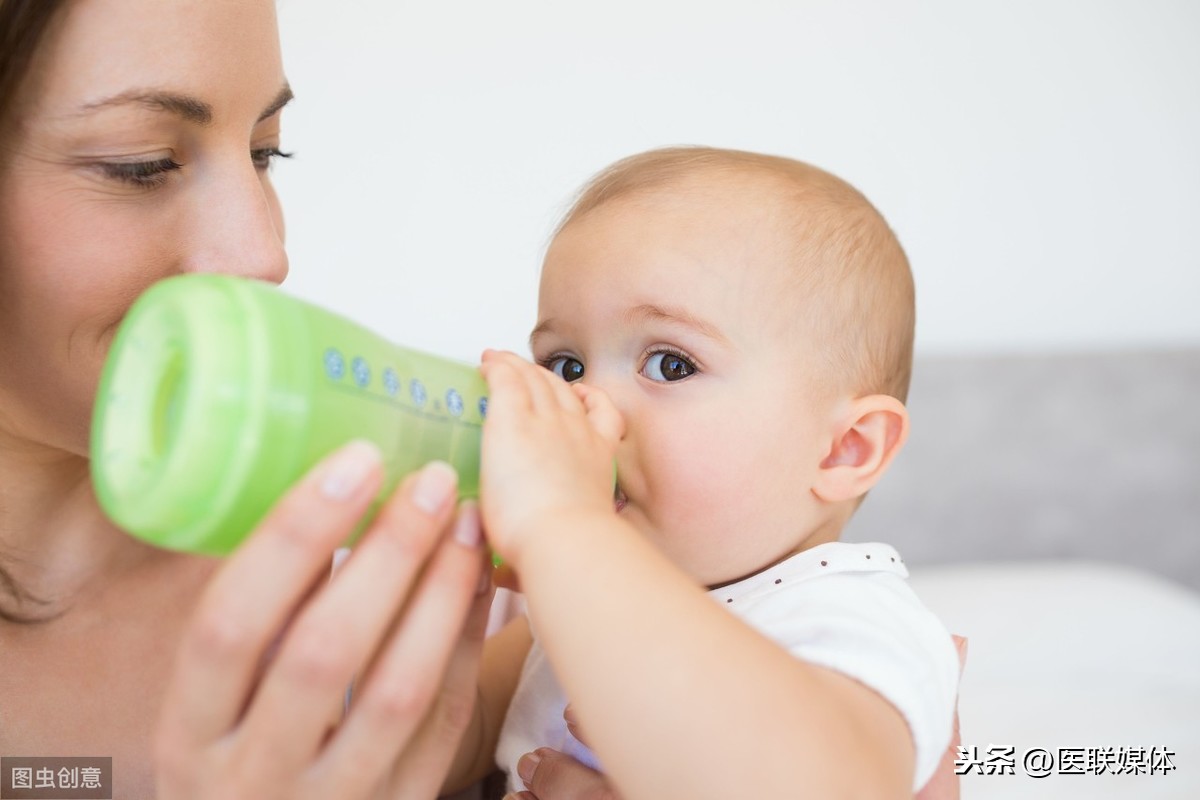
[{"xmin": 847, "ymin": 349, "xmax": 1200, "ymax": 590}]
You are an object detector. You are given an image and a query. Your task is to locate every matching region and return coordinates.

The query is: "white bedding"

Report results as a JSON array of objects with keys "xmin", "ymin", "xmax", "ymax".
[{"xmin": 908, "ymin": 560, "xmax": 1200, "ymax": 800}]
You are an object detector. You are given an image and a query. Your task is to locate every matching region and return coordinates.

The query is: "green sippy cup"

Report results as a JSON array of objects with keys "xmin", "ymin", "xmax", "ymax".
[{"xmin": 90, "ymin": 274, "xmax": 487, "ymax": 555}]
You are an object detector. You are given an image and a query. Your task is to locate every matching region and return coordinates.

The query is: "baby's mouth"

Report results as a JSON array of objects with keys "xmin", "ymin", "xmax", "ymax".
[{"xmin": 614, "ymin": 484, "xmax": 628, "ymax": 513}]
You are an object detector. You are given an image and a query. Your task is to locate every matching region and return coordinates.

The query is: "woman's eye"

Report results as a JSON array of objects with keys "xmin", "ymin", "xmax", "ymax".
[
  {"xmin": 547, "ymin": 356, "xmax": 585, "ymax": 382},
  {"xmin": 641, "ymin": 351, "xmax": 696, "ymax": 382},
  {"xmin": 99, "ymin": 158, "xmax": 182, "ymax": 188},
  {"xmin": 251, "ymin": 146, "xmax": 294, "ymax": 171}
]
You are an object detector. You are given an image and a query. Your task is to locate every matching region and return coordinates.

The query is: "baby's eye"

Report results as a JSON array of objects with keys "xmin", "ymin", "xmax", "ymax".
[
  {"xmin": 547, "ymin": 356, "xmax": 585, "ymax": 382},
  {"xmin": 641, "ymin": 351, "xmax": 696, "ymax": 382}
]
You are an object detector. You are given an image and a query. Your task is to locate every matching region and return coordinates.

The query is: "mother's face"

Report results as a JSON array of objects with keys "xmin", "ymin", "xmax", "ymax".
[{"xmin": 0, "ymin": 0, "xmax": 290, "ymax": 455}]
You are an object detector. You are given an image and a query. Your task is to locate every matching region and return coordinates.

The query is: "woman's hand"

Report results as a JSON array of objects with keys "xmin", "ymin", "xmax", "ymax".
[
  {"xmin": 477, "ymin": 350, "xmax": 623, "ymax": 565},
  {"xmin": 154, "ymin": 441, "xmax": 494, "ymax": 800},
  {"xmin": 915, "ymin": 635, "xmax": 968, "ymax": 800}
]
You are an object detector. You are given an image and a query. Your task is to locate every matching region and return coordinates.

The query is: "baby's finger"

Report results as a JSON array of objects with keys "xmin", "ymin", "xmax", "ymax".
[
  {"xmin": 480, "ymin": 353, "xmax": 536, "ymax": 417},
  {"xmin": 484, "ymin": 350, "xmax": 560, "ymax": 416},
  {"xmin": 573, "ymin": 383, "xmax": 625, "ymax": 444},
  {"xmin": 543, "ymin": 363, "xmax": 589, "ymax": 417},
  {"xmin": 237, "ymin": 462, "xmax": 460, "ymax": 779},
  {"xmin": 159, "ymin": 441, "xmax": 383, "ymax": 750}
]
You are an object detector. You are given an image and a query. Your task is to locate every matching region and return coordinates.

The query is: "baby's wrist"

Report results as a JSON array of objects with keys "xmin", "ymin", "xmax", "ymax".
[{"xmin": 493, "ymin": 507, "xmax": 617, "ymax": 578}]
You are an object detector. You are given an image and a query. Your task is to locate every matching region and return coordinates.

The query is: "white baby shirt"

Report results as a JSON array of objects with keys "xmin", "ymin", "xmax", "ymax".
[{"xmin": 495, "ymin": 541, "xmax": 961, "ymax": 793}]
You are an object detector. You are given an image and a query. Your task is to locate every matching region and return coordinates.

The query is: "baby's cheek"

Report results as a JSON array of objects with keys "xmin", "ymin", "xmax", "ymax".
[{"xmin": 651, "ymin": 444, "xmax": 762, "ymax": 575}]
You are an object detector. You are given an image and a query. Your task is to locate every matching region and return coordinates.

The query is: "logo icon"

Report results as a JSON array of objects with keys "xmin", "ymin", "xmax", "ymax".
[
  {"xmin": 410, "ymin": 379, "xmax": 427, "ymax": 407},
  {"xmin": 323, "ymin": 348, "xmax": 345, "ymax": 380},
  {"xmin": 351, "ymin": 357, "xmax": 370, "ymax": 388},
  {"xmin": 446, "ymin": 389, "xmax": 464, "ymax": 417},
  {"xmin": 383, "ymin": 368, "xmax": 400, "ymax": 396}
]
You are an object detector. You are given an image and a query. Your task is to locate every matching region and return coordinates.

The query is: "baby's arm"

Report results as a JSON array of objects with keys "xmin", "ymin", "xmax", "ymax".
[{"xmin": 478, "ymin": 351, "xmax": 917, "ymax": 800}]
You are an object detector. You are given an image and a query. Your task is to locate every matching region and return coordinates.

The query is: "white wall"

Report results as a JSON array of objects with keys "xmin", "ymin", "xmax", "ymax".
[{"xmin": 274, "ymin": 0, "xmax": 1200, "ymax": 363}]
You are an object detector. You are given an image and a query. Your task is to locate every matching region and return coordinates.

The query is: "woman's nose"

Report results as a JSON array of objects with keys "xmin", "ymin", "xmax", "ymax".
[{"xmin": 178, "ymin": 160, "xmax": 289, "ymax": 284}]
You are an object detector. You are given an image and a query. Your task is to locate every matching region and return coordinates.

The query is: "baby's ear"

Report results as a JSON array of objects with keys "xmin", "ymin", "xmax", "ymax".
[{"xmin": 813, "ymin": 395, "xmax": 909, "ymax": 503}]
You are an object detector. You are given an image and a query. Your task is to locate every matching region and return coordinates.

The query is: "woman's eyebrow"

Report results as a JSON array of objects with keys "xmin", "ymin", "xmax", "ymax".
[
  {"xmin": 258, "ymin": 84, "xmax": 294, "ymax": 122},
  {"xmin": 74, "ymin": 83, "xmax": 293, "ymax": 125},
  {"xmin": 78, "ymin": 90, "xmax": 213, "ymax": 124}
]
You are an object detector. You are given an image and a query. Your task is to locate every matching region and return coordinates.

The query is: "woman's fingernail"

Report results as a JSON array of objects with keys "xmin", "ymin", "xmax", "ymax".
[
  {"xmin": 453, "ymin": 501, "xmax": 482, "ymax": 548},
  {"xmin": 330, "ymin": 547, "xmax": 352, "ymax": 578},
  {"xmin": 517, "ymin": 750, "xmax": 542, "ymax": 786},
  {"xmin": 411, "ymin": 461, "xmax": 457, "ymax": 514},
  {"xmin": 320, "ymin": 440, "xmax": 382, "ymax": 500}
]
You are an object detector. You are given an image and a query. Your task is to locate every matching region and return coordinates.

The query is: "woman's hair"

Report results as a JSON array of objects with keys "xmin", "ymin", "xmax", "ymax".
[
  {"xmin": 0, "ymin": 0, "xmax": 66, "ymax": 130},
  {"xmin": 0, "ymin": 0, "xmax": 72, "ymax": 624}
]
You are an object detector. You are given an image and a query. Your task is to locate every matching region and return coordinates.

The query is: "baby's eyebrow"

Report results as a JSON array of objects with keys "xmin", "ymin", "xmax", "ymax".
[
  {"xmin": 624, "ymin": 303, "xmax": 729, "ymax": 345},
  {"xmin": 529, "ymin": 318, "xmax": 556, "ymax": 349},
  {"xmin": 530, "ymin": 305, "xmax": 729, "ymax": 349}
]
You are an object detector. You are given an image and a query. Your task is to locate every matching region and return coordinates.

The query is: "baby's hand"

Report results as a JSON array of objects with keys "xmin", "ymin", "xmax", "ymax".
[{"xmin": 478, "ymin": 350, "xmax": 623, "ymax": 568}]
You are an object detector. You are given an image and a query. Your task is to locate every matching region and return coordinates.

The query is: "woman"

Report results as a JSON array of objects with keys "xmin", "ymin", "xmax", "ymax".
[{"xmin": 0, "ymin": 1, "xmax": 491, "ymax": 797}]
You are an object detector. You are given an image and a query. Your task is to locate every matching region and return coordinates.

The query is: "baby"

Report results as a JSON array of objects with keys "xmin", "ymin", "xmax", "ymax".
[{"xmin": 446, "ymin": 147, "xmax": 960, "ymax": 798}]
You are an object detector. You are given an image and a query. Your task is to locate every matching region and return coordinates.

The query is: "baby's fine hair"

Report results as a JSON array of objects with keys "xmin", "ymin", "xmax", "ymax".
[{"xmin": 555, "ymin": 146, "xmax": 916, "ymax": 402}]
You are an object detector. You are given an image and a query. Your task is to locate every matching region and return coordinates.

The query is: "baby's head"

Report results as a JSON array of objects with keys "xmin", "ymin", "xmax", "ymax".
[{"xmin": 533, "ymin": 147, "xmax": 913, "ymax": 586}]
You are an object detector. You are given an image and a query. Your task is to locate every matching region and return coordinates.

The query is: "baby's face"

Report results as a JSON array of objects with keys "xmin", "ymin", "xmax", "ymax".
[{"xmin": 533, "ymin": 178, "xmax": 841, "ymax": 586}]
